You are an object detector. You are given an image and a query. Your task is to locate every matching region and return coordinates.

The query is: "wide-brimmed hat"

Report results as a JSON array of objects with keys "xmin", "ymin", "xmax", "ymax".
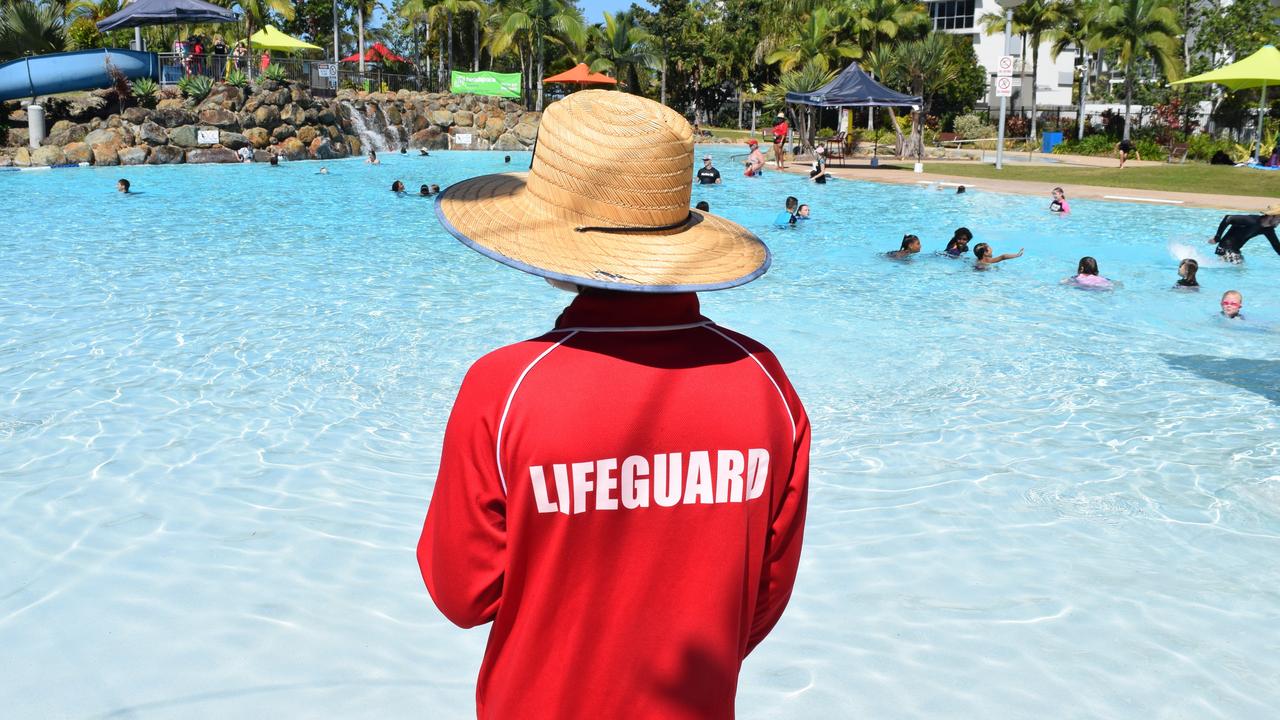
[
  {"xmin": 1263, "ymin": 203, "xmax": 1280, "ymax": 216},
  {"xmin": 435, "ymin": 90, "xmax": 769, "ymax": 292}
]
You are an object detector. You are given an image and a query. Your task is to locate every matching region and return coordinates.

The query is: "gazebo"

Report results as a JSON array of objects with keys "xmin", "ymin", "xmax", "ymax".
[
  {"xmin": 785, "ymin": 62, "xmax": 921, "ymax": 164},
  {"xmin": 1173, "ymin": 45, "xmax": 1280, "ymax": 163},
  {"xmin": 95, "ymin": 0, "xmax": 238, "ymax": 52}
]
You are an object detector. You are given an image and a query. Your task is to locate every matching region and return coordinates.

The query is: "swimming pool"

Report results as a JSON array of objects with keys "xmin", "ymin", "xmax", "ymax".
[{"xmin": 3, "ymin": 148, "xmax": 1278, "ymax": 718}]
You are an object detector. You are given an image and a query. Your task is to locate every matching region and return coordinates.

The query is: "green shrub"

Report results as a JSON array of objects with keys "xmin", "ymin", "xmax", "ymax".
[
  {"xmin": 1185, "ymin": 133, "xmax": 1232, "ymax": 162},
  {"xmin": 177, "ymin": 74, "xmax": 213, "ymax": 101},
  {"xmin": 1134, "ymin": 138, "xmax": 1167, "ymax": 162},
  {"xmin": 953, "ymin": 113, "xmax": 992, "ymax": 140},
  {"xmin": 224, "ymin": 69, "xmax": 247, "ymax": 88},
  {"xmin": 66, "ymin": 16, "xmax": 102, "ymax": 49},
  {"xmin": 131, "ymin": 77, "xmax": 158, "ymax": 107},
  {"xmin": 261, "ymin": 64, "xmax": 288, "ymax": 83},
  {"xmin": 1053, "ymin": 133, "xmax": 1115, "ymax": 156}
]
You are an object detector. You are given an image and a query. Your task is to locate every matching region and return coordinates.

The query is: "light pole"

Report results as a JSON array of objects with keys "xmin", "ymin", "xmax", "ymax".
[{"xmin": 995, "ymin": 0, "xmax": 1026, "ymax": 170}]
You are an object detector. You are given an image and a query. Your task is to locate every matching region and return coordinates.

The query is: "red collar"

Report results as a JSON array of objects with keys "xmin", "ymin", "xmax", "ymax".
[{"xmin": 554, "ymin": 291, "xmax": 704, "ymax": 330}]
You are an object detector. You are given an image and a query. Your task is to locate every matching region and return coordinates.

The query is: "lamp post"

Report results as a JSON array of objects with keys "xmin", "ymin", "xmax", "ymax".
[{"xmin": 995, "ymin": 0, "xmax": 1026, "ymax": 170}]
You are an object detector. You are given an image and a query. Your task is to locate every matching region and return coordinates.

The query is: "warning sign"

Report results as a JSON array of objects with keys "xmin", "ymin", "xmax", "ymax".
[
  {"xmin": 994, "ymin": 76, "xmax": 1014, "ymax": 98},
  {"xmin": 997, "ymin": 55, "xmax": 1015, "ymax": 77}
]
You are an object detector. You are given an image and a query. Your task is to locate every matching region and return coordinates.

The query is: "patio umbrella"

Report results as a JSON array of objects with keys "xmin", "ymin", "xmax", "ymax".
[
  {"xmin": 341, "ymin": 42, "xmax": 407, "ymax": 63},
  {"xmin": 95, "ymin": 0, "xmax": 238, "ymax": 31},
  {"xmin": 1173, "ymin": 45, "xmax": 1280, "ymax": 162},
  {"xmin": 544, "ymin": 63, "xmax": 617, "ymax": 85},
  {"xmin": 249, "ymin": 25, "xmax": 322, "ymax": 52}
]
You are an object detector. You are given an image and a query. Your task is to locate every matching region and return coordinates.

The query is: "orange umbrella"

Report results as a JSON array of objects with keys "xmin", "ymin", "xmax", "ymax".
[{"xmin": 544, "ymin": 63, "xmax": 617, "ymax": 85}]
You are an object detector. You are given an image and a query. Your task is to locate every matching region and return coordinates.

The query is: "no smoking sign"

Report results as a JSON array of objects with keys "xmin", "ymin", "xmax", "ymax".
[{"xmin": 994, "ymin": 76, "xmax": 1014, "ymax": 97}]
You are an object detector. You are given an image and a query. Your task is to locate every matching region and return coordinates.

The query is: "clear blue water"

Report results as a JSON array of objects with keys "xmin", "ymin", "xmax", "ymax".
[{"xmin": 3, "ymin": 148, "xmax": 1279, "ymax": 719}]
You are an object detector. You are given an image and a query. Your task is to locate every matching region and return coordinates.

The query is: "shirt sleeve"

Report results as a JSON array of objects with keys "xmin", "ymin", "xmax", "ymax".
[{"xmin": 418, "ymin": 356, "xmax": 512, "ymax": 629}]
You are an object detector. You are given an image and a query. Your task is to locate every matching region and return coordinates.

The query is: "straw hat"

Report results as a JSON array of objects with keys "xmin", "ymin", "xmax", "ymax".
[
  {"xmin": 1263, "ymin": 203, "xmax": 1280, "ymax": 216},
  {"xmin": 434, "ymin": 90, "xmax": 769, "ymax": 292}
]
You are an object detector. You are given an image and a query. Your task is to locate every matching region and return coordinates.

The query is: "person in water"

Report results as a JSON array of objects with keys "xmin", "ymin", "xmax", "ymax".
[
  {"xmin": 744, "ymin": 140, "xmax": 765, "ymax": 177},
  {"xmin": 268, "ymin": 153, "xmax": 279, "ymax": 166},
  {"xmin": 317, "ymin": 166, "xmax": 329, "ymax": 175},
  {"xmin": 1175, "ymin": 258, "xmax": 1199, "ymax": 289},
  {"xmin": 696, "ymin": 155, "xmax": 722, "ymax": 185},
  {"xmin": 795, "ymin": 204, "xmax": 810, "ymax": 220},
  {"xmin": 420, "ymin": 184, "xmax": 432, "ymax": 197},
  {"xmin": 367, "ymin": 150, "xmax": 380, "ymax": 164},
  {"xmin": 391, "ymin": 180, "xmax": 405, "ymax": 193},
  {"xmin": 400, "ymin": 148, "xmax": 407, "ymax": 155},
  {"xmin": 695, "ymin": 200, "xmax": 710, "ymax": 212},
  {"xmin": 1207, "ymin": 204, "xmax": 1280, "ymax": 264},
  {"xmin": 1221, "ymin": 290, "xmax": 1243, "ymax": 319},
  {"xmin": 419, "ymin": 149, "xmax": 430, "ymax": 157},
  {"xmin": 116, "ymin": 178, "xmax": 130, "ymax": 193},
  {"xmin": 944, "ymin": 227, "xmax": 973, "ymax": 257},
  {"xmin": 774, "ymin": 196, "xmax": 799, "ymax": 226},
  {"xmin": 973, "ymin": 243, "xmax": 1023, "ymax": 267},
  {"xmin": 956, "ymin": 185, "xmax": 966, "ymax": 194},
  {"xmin": 1065, "ymin": 256, "xmax": 1112, "ymax": 288},
  {"xmin": 504, "ymin": 155, "xmax": 511, "ymax": 164},
  {"xmin": 1050, "ymin": 187, "xmax": 1069, "ymax": 214},
  {"xmin": 809, "ymin": 146, "xmax": 827, "ymax": 184},
  {"xmin": 430, "ymin": 183, "xmax": 440, "ymax": 194},
  {"xmin": 887, "ymin": 234, "xmax": 921, "ymax": 260}
]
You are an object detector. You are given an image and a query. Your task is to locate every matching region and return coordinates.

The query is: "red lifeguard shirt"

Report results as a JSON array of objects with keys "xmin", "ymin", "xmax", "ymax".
[
  {"xmin": 772, "ymin": 119, "xmax": 789, "ymax": 144},
  {"xmin": 419, "ymin": 291, "xmax": 810, "ymax": 719}
]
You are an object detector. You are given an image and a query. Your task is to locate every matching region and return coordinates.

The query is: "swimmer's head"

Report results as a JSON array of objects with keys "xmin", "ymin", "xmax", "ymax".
[
  {"xmin": 117, "ymin": 178, "xmax": 130, "ymax": 193},
  {"xmin": 973, "ymin": 243, "xmax": 990, "ymax": 259},
  {"xmin": 956, "ymin": 185, "xmax": 966, "ymax": 194},
  {"xmin": 1052, "ymin": 186, "xmax": 1066, "ymax": 200},
  {"xmin": 1179, "ymin": 258, "xmax": 1198, "ymax": 282},
  {"xmin": 1221, "ymin": 290, "xmax": 1242, "ymax": 318},
  {"xmin": 1077, "ymin": 256, "xmax": 1098, "ymax": 276},
  {"xmin": 797, "ymin": 204, "xmax": 810, "ymax": 218},
  {"xmin": 952, "ymin": 227, "xmax": 972, "ymax": 244},
  {"xmin": 695, "ymin": 200, "xmax": 710, "ymax": 212},
  {"xmin": 430, "ymin": 184, "xmax": 440, "ymax": 193},
  {"xmin": 504, "ymin": 155, "xmax": 511, "ymax": 163},
  {"xmin": 785, "ymin": 196, "xmax": 798, "ymax": 212},
  {"xmin": 420, "ymin": 184, "xmax": 431, "ymax": 196},
  {"xmin": 391, "ymin": 180, "xmax": 405, "ymax": 192},
  {"xmin": 901, "ymin": 234, "xmax": 920, "ymax": 252}
]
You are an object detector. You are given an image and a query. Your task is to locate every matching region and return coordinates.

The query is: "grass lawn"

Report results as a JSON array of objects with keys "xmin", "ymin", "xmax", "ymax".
[{"xmin": 912, "ymin": 162, "xmax": 1280, "ymax": 198}]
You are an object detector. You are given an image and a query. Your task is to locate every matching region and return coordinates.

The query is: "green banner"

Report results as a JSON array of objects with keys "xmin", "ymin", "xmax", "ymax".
[{"xmin": 450, "ymin": 71, "xmax": 521, "ymax": 99}]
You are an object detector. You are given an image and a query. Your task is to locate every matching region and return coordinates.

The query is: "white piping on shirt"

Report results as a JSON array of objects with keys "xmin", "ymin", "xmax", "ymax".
[
  {"xmin": 704, "ymin": 325, "xmax": 797, "ymax": 442},
  {"xmin": 555, "ymin": 321, "xmax": 713, "ymax": 333},
  {"xmin": 495, "ymin": 330, "xmax": 579, "ymax": 495}
]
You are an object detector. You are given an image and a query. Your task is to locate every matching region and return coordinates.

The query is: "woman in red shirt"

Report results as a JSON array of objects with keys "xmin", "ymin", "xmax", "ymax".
[{"xmin": 771, "ymin": 112, "xmax": 789, "ymax": 169}]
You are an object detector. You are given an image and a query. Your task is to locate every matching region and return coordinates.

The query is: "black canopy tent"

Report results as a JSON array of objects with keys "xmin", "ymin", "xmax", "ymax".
[
  {"xmin": 785, "ymin": 62, "xmax": 921, "ymax": 164},
  {"xmin": 96, "ymin": 0, "xmax": 239, "ymax": 53}
]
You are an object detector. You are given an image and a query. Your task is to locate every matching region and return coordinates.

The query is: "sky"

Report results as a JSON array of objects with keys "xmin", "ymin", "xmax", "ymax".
[{"xmin": 578, "ymin": 0, "xmax": 651, "ymax": 24}]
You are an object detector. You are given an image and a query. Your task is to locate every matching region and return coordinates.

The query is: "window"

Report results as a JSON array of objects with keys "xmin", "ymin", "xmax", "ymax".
[{"xmin": 929, "ymin": 0, "xmax": 976, "ymax": 31}]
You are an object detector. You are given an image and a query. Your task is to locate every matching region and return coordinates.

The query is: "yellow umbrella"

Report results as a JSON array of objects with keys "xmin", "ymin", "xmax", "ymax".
[
  {"xmin": 249, "ymin": 25, "xmax": 322, "ymax": 52},
  {"xmin": 1174, "ymin": 45, "xmax": 1280, "ymax": 162}
]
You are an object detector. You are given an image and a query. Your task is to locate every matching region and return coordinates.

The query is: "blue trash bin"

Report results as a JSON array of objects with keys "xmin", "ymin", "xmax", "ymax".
[{"xmin": 1042, "ymin": 131, "xmax": 1064, "ymax": 153}]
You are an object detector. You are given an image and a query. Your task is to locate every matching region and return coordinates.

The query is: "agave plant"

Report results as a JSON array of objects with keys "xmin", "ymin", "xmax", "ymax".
[
  {"xmin": 261, "ymin": 64, "xmax": 288, "ymax": 83},
  {"xmin": 131, "ymin": 77, "xmax": 158, "ymax": 107},
  {"xmin": 177, "ymin": 74, "xmax": 213, "ymax": 101},
  {"xmin": 224, "ymin": 69, "xmax": 247, "ymax": 88}
]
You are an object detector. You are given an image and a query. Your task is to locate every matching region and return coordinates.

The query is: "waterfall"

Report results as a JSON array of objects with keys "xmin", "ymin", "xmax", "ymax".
[
  {"xmin": 376, "ymin": 105, "xmax": 408, "ymax": 150},
  {"xmin": 340, "ymin": 101, "xmax": 389, "ymax": 153}
]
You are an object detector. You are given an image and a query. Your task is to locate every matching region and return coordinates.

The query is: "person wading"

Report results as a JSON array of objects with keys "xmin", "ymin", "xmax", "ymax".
[{"xmin": 420, "ymin": 90, "xmax": 811, "ymax": 720}]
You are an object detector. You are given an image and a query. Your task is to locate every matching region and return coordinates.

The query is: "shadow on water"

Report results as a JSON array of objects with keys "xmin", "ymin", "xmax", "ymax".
[{"xmin": 1161, "ymin": 354, "xmax": 1280, "ymax": 405}]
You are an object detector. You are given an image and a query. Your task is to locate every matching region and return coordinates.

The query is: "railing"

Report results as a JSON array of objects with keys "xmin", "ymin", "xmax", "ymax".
[{"xmin": 156, "ymin": 52, "xmax": 426, "ymax": 96}]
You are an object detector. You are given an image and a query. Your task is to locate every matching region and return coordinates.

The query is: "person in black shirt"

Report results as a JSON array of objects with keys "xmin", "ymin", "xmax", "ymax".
[
  {"xmin": 1208, "ymin": 205, "xmax": 1280, "ymax": 264},
  {"xmin": 696, "ymin": 155, "xmax": 722, "ymax": 184},
  {"xmin": 1116, "ymin": 138, "xmax": 1139, "ymax": 168},
  {"xmin": 211, "ymin": 34, "xmax": 228, "ymax": 78}
]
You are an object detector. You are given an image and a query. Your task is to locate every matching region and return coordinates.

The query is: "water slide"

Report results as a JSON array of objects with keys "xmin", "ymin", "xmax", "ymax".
[{"xmin": 0, "ymin": 49, "xmax": 159, "ymax": 104}]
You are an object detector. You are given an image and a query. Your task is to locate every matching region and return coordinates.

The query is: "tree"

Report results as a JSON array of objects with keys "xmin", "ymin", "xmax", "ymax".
[
  {"xmin": 1047, "ymin": 0, "xmax": 1104, "ymax": 139},
  {"xmin": 850, "ymin": 0, "xmax": 928, "ymax": 56},
  {"xmin": 981, "ymin": 0, "xmax": 1064, "ymax": 142},
  {"xmin": 0, "ymin": 0, "xmax": 65, "ymax": 61},
  {"xmin": 233, "ymin": 0, "xmax": 296, "ymax": 73},
  {"xmin": 759, "ymin": 5, "xmax": 860, "ymax": 73},
  {"xmin": 491, "ymin": 0, "xmax": 585, "ymax": 110},
  {"xmin": 402, "ymin": 0, "xmax": 480, "ymax": 82},
  {"xmin": 588, "ymin": 10, "xmax": 655, "ymax": 94},
  {"xmin": 883, "ymin": 32, "xmax": 967, "ymax": 159},
  {"xmin": 1097, "ymin": 0, "xmax": 1182, "ymax": 140},
  {"xmin": 762, "ymin": 59, "xmax": 835, "ymax": 151}
]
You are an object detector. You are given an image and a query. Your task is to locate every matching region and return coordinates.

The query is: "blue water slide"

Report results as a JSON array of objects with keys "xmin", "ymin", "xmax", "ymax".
[{"xmin": 0, "ymin": 49, "xmax": 159, "ymax": 103}]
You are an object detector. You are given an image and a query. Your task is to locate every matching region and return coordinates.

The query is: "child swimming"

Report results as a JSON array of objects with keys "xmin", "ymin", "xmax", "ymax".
[
  {"xmin": 973, "ymin": 242, "xmax": 1023, "ymax": 268},
  {"xmin": 1050, "ymin": 187, "xmax": 1070, "ymax": 214},
  {"xmin": 1174, "ymin": 258, "xmax": 1199, "ymax": 289},
  {"xmin": 943, "ymin": 227, "xmax": 973, "ymax": 257},
  {"xmin": 1064, "ymin": 256, "xmax": 1113, "ymax": 289},
  {"xmin": 886, "ymin": 234, "xmax": 921, "ymax": 260},
  {"xmin": 1220, "ymin": 290, "xmax": 1243, "ymax": 319}
]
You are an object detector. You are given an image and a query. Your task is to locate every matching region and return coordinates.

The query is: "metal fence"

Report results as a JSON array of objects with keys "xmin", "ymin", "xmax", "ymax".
[{"xmin": 156, "ymin": 52, "xmax": 424, "ymax": 96}]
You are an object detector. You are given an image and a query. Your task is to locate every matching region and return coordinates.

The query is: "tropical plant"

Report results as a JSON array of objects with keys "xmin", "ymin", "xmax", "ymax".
[
  {"xmin": 225, "ymin": 69, "xmax": 247, "ymax": 88},
  {"xmin": 1097, "ymin": 0, "xmax": 1182, "ymax": 140},
  {"xmin": 260, "ymin": 63, "xmax": 287, "ymax": 82},
  {"xmin": 762, "ymin": 60, "xmax": 835, "ymax": 152},
  {"xmin": 131, "ymin": 77, "xmax": 158, "ymax": 107},
  {"xmin": 882, "ymin": 32, "xmax": 968, "ymax": 159},
  {"xmin": 349, "ymin": 0, "xmax": 383, "ymax": 73},
  {"xmin": 0, "ymin": 0, "xmax": 65, "ymax": 61},
  {"xmin": 65, "ymin": 0, "xmax": 125, "ymax": 23},
  {"xmin": 489, "ymin": 0, "xmax": 587, "ymax": 110},
  {"xmin": 587, "ymin": 10, "xmax": 655, "ymax": 93},
  {"xmin": 402, "ymin": 0, "xmax": 481, "ymax": 82},
  {"xmin": 178, "ymin": 74, "xmax": 214, "ymax": 101},
  {"xmin": 981, "ymin": 0, "xmax": 1064, "ymax": 143},
  {"xmin": 953, "ymin": 113, "xmax": 993, "ymax": 140},
  {"xmin": 850, "ymin": 0, "xmax": 928, "ymax": 56},
  {"xmin": 1047, "ymin": 0, "xmax": 1104, "ymax": 140},
  {"xmin": 759, "ymin": 5, "xmax": 860, "ymax": 73},
  {"xmin": 64, "ymin": 14, "xmax": 100, "ymax": 48}
]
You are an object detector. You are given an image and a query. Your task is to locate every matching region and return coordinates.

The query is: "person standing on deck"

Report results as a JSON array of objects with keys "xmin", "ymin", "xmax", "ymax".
[
  {"xmin": 771, "ymin": 112, "xmax": 789, "ymax": 170},
  {"xmin": 419, "ymin": 90, "xmax": 811, "ymax": 720}
]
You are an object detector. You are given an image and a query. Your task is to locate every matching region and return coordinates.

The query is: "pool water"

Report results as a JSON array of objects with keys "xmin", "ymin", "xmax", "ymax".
[{"xmin": 2, "ymin": 148, "xmax": 1278, "ymax": 719}]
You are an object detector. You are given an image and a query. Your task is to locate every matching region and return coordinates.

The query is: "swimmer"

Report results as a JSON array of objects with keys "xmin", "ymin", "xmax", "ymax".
[
  {"xmin": 367, "ymin": 150, "xmax": 380, "ymax": 164},
  {"xmin": 116, "ymin": 178, "xmax": 130, "ymax": 193},
  {"xmin": 795, "ymin": 204, "xmax": 810, "ymax": 220},
  {"xmin": 392, "ymin": 180, "xmax": 405, "ymax": 193},
  {"xmin": 1050, "ymin": 187, "xmax": 1069, "ymax": 214},
  {"xmin": 400, "ymin": 148, "xmax": 407, "ymax": 155},
  {"xmin": 430, "ymin": 183, "xmax": 440, "ymax": 194},
  {"xmin": 695, "ymin": 200, "xmax": 710, "ymax": 212},
  {"xmin": 774, "ymin": 196, "xmax": 799, "ymax": 226},
  {"xmin": 943, "ymin": 227, "xmax": 973, "ymax": 257},
  {"xmin": 1207, "ymin": 204, "xmax": 1280, "ymax": 264},
  {"xmin": 744, "ymin": 139, "xmax": 765, "ymax": 177},
  {"xmin": 504, "ymin": 155, "xmax": 511, "ymax": 164},
  {"xmin": 956, "ymin": 185, "xmax": 966, "ymax": 194},
  {"xmin": 269, "ymin": 153, "xmax": 279, "ymax": 166},
  {"xmin": 419, "ymin": 149, "xmax": 430, "ymax": 157},
  {"xmin": 420, "ymin": 184, "xmax": 432, "ymax": 196},
  {"xmin": 886, "ymin": 234, "xmax": 921, "ymax": 260},
  {"xmin": 1064, "ymin": 256, "xmax": 1112, "ymax": 289},
  {"xmin": 317, "ymin": 167, "xmax": 329, "ymax": 175},
  {"xmin": 1174, "ymin": 258, "xmax": 1199, "ymax": 289},
  {"xmin": 1220, "ymin": 290, "xmax": 1243, "ymax": 319},
  {"xmin": 973, "ymin": 242, "xmax": 1023, "ymax": 267}
]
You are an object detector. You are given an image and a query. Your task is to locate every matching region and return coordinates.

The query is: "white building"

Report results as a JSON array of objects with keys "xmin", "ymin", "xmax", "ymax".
[{"xmin": 926, "ymin": 0, "xmax": 1078, "ymax": 110}]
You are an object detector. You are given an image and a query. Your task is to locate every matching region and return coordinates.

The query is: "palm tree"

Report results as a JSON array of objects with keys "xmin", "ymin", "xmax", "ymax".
[
  {"xmin": 587, "ymin": 10, "xmax": 655, "ymax": 93},
  {"xmin": 233, "ymin": 0, "xmax": 295, "ymax": 74},
  {"xmin": 403, "ymin": 0, "xmax": 480, "ymax": 81},
  {"xmin": 492, "ymin": 0, "xmax": 585, "ymax": 110},
  {"xmin": 1097, "ymin": 0, "xmax": 1182, "ymax": 140},
  {"xmin": 760, "ymin": 5, "xmax": 860, "ymax": 73},
  {"xmin": 980, "ymin": 0, "xmax": 1064, "ymax": 143},
  {"xmin": 0, "ymin": 0, "xmax": 65, "ymax": 60},
  {"xmin": 850, "ymin": 0, "xmax": 927, "ymax": 56},
  {"xmin": 347, "ymin": 0, "xmax": 381, "ymax": 74},
  {"xmin": 884, "ymin": 33, "xmax": 966, "ymax": 159},
  {"xmin": 762, "ymin": 59, "xmax": 836, "ymax": 152},
  {"xmin": 1046, "ymin": 0, "xmax": 1103, "ymax": 140}
]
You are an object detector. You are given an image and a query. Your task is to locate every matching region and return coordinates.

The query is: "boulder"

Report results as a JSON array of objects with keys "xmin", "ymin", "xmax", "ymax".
[
  {"xmin": 296, "ymin": 125, "xmax": 319, "ymax": 145},
  {"xmin": 118, "ymin": 145, "xmax": 150, "ymax": 165},
  {"xmin": 326, "ymin": 125, "xmax": 341, "ymax": 141},
  {"xmin": 475, "ymin": 111, "xmax": 488, "ymax": 128},
  {"xmin": 483, "ymin": 116, "xmax": 506, "ymax": 141},
  {"xmin": 210, "ymin": 85, "xmax": 245, "ymax": 107},
  {"xmin": 289, "ymin": 86, "xmax": 309, "ymax": 105},
  {"xmin": 386, "ymin": 104, "xmax": 402, "ymax": 125},
  {"xmin": 244, "ymin": 127, "xmax": 270, "ymax": 149},
  {"xmin": 63, "ymin": 142, "xmax": 92, "ymax": 164},
  {"xmin": 345, "ymin": 134, "xmax": 362, "ymax": 156},
  {"xmin": 252, "ymin": 105, "xmax": 280, "ymax": 130},
  {"xmin": 168, "ymin": 125, "xmax": 200, "ymax": 148},
  {"xmin": 218, "ymin": 131, "xmax": 251, "ymax": 150},
  {"xmin": 259, "ymin": 88, "xmax": 289, "ymax": 107},
  {"xmin": 303, "ymin": 107, "xmax": 318, "ymax": 125},
  {"xmin": 92, "ymin": 143, "xmax": 121, "ymax": 166},
  {"xmin": 253, "ymin": 149, "xmax": 274, "ymax": 163},
  {"xmin": 84, "ymin": 127, "xmax": 127, "ymax": 147},
  {"xmin": 241, "ymin": 95, "xmax": 262, "ymax": 114},
  {"xmin": 430, "ymin": 109, "xmax": 454, "ymax": 127},
  {"xmin": 316, "ymin": 106, "xmax": 336, "ymax": 125},
  {"xmin": 46, "ymin": 122, "xmax": 88, "ymax": 146},
  {"xmin": 5, "ymin": 126, "xmax": 29, "ymax": 147},
  {"xmin": 147, "ymin": 144, "xmax": 184, "ymax": 164},
  {"xmin": 412, "ymin": 113, "xmax": 429, "ymax": 133},
  {"xmin": 494, "ymin": 132, "xmax": 524, "ymax": 151},
  {"xmin": 12, "ymin": 146, "xmax": 31, "ymax": 166},
  {"xmin": 185, "ymin": 147, "xmax": 239, "ymax": 164},
  {"xmin": 122, "ymin": 107, "xmax": 153, "ymax": 124},
  {"xmin": 66, "ymin": 93, "xmax": 108, "ymax": 121},
  {"xmin": 277, "ymin": 136, "xmax": 307, "ymax": 161},
  {"xmin": 154, "ymin": 107, "xmax": 196, "ymax": 128},
  {"xmin": 271, "ymin": 124, "xmax": 296, "ymax": 142},
  {"xmin": 156, "ymin": 98, "xmax": 187, "ymax": 111},
  {"xmin": 198, "ymin": 107, "xmax": 240, "ymax": 129},
  {"xmin": 137, "ymin": 120, "xmax": 168, "ymax": 146},
  {"xmin": 513, "ymin": 122, "xmax": 539, "ymax": 143},
  {"xmin": 279, "ymin": 102, "xmax": 306, "ymax": 127},
  {"xmin": 49, "ymin": 119, "xmax": 76, "ymax": 137},
  {"xmin": 308, "ymin": 136, "xmax": 341, "ymax": 160},
  {"xmin": 30, "ymin": 145, "xmax": 66, "ymax": 166},
  {"xmin": 106, "ymin": 116, "xmax": 123, "ymax": 129},
  {"xmin": 453, "ymin": 110, "xmax": 473, "ymax": 127},
  {"xmin": 0, "ymin": 154, "xmax": 12, "ymax": 167}
]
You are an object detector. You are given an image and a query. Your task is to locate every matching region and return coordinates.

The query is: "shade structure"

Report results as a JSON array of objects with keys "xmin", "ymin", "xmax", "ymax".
[
  {"xmin": 95, "ymin": 0, "xmax": 237, "ymax": 31},
  {"xmin": 340, "ymin": 42, "xmax": 407, "ymax": 63},
  {"xmin": 544, "ymin": 63, "xmax": 617, "ymax": 85},
  {"xmin": 249, "ymin": 25, "xmax": 322, "ymax": 52},
  {"xmin": 1173, "ymin": 45, "xmax": 1280, "ymax": 162},
  {"xmin": 784, "ymin": 62, "xmax": 920, "ymax": 108}
]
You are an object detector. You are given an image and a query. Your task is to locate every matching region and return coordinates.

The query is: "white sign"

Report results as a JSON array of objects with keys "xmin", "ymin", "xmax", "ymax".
[
  {"xmin": 455, "ymin": 133, "xmax": 473, "ymax": 145},
  {"xmin": 316, "ymin": 63, "xmax": 335, "ymax": 79},
  {"xmin": 197, "ymin": 129, "xmax": 220, "ymax": 145},
  {"xmin": 997, "ymin": 55, "xmax": 1015, "ymax": 77},
  {"xmin": 994, "ymin": 76, "xmax": 1014, "ymax": 97}
]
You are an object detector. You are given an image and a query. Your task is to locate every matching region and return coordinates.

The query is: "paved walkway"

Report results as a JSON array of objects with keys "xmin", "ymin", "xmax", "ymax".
[{"xmin": 777, "ymin": 155, "xmax": 1273, "ymax": 212}]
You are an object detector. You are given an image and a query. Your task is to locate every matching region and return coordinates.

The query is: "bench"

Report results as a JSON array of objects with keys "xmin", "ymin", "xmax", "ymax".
[{"xmin": 1166, "ymin": 143, "xmax": 1189, "ymax": 164}]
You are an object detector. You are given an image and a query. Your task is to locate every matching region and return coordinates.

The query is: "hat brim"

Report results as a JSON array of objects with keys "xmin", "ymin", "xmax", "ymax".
[{"xmin": 435, "ymin": 173, "xmax": 771, "ymax": 293}]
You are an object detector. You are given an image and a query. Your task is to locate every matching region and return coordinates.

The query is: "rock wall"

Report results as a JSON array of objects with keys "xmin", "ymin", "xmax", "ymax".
[{"xmin": 0, "ymin": 82, "xmax": 540, "ymax": 168}]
